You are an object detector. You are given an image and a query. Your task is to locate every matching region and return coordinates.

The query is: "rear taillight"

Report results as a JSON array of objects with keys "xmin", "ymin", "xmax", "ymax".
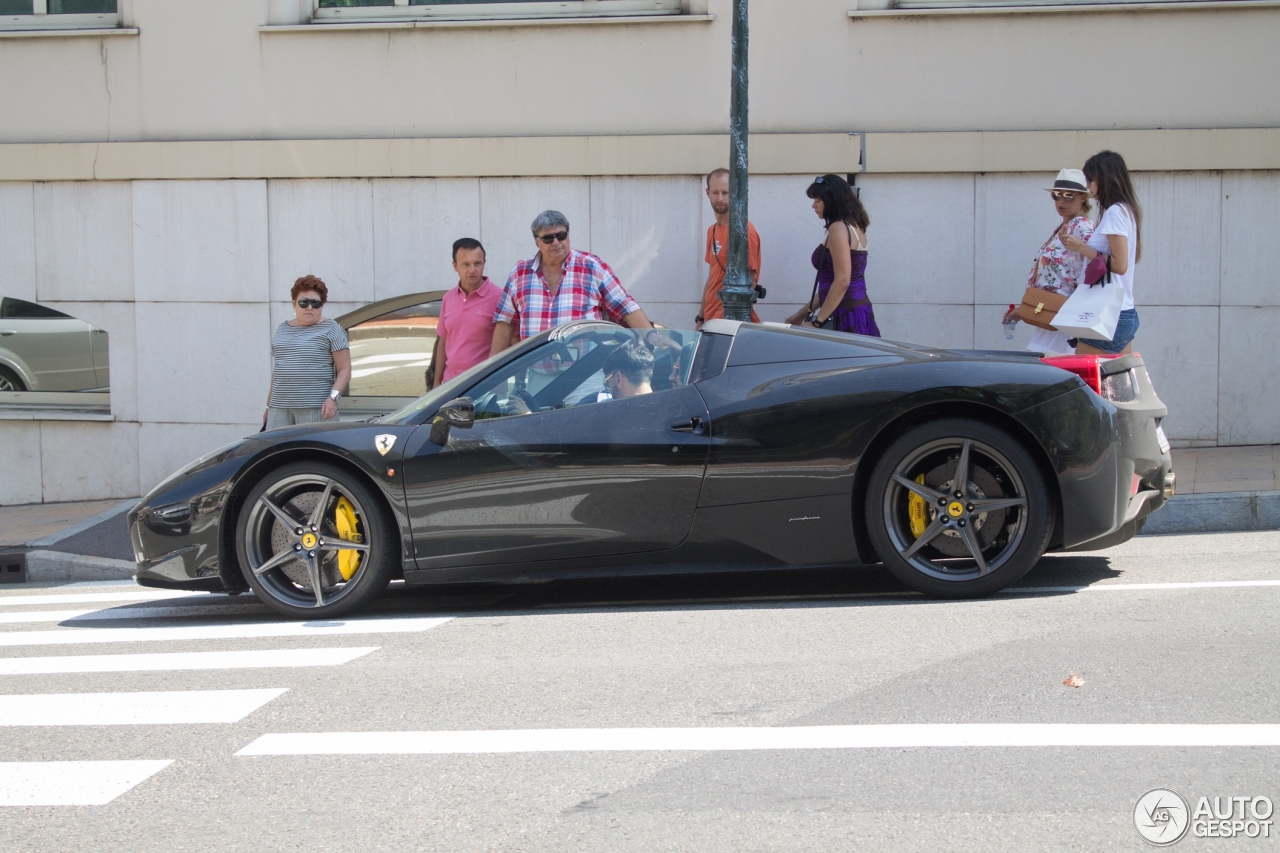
[{"xmin": 1040, "ymin": 354, "xmax": 1125, "ymax": 396}]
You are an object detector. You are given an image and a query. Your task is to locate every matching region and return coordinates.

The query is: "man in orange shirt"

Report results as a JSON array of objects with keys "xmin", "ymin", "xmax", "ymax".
[{"xmin": 697, "ymin": 168, "xmax": 761, "ymax": 327}]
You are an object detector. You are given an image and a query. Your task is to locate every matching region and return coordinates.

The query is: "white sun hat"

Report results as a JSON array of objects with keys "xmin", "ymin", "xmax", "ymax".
[{"xmin": 1045, "ymin": 169, "xmax": 1088, "ymax": 193}]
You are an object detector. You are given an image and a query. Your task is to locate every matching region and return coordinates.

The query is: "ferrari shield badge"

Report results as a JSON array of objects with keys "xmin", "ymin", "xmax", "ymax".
[{"xmin": 375, "ymin": 434, "xmax": 397, "ymax": 456}]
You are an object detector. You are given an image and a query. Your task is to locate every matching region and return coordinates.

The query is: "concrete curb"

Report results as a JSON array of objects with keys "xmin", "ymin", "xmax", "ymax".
[
  {"xmin": 1138, "ymin": 490, "xmax": 1280, "ymax": 536},
  {"xmin": 24, "ymin": 550, "xmax": 137, "ymax": 583}
]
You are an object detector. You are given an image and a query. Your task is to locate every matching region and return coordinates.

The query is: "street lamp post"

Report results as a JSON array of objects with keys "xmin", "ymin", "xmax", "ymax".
[{"xmin": 718, "ymin": 0, "xmax": 755, "ymax": 323}]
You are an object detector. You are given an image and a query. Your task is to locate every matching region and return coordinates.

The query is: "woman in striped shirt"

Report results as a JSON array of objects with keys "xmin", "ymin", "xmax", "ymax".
[{"xmin": 263, "ymin": 275, "xmax": 351, "ymax": 430}]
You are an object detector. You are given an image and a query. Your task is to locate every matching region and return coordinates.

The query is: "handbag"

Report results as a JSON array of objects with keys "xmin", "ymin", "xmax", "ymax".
[
  {"xmin": 1084, "ymin": 253, "xmax": 1111, "ymax": 286},
  {"xmin": 1052, "ymin": 265, "xmax": 1124, "ymax": 340},
  {"xmin": 1017, "ymin": 287, "xmax": 1069, "ymax": 330}
]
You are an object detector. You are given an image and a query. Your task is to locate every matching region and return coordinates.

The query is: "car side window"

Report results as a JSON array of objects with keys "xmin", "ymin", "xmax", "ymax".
[
  {"xmin": 466, "ymin": 326, "xmax": 701, "ymax": 421},
  {"xmin": 345, "ymin": 299, "xmax": 440, "ymax": 398}
]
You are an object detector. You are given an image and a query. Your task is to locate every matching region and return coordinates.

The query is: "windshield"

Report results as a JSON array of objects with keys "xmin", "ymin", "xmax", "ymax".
[
  {"xmin": 378, "ymin": 323, "xmax": 702, "ymax": 425},
  {"xmin": 378, "ymin": 333, "xmax": 549, "ymax": 425}
]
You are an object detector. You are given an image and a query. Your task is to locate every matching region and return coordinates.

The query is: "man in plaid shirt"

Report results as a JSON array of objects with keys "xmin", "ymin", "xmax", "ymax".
[{"xmin": 490, "ymin": 210, "xmax": 654, "ymax": 355}]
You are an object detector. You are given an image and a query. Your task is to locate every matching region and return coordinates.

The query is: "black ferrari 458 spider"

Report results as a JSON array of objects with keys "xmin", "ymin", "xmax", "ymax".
[{"xmin": 129, "ymin": 319, "xmax": 1174, "ymax": 618}]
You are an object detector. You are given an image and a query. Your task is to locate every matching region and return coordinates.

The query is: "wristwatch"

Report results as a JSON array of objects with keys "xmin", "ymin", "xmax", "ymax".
[{"xmin": 329, "ymin": 389, "xmax": 341, "ymax": 401}]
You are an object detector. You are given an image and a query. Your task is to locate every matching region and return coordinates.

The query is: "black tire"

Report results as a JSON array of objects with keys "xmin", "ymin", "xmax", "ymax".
[
  {"xmin": 235, "ymin": 461, "xmax": 396, "ymax": 618},
  {"xmin": 865, "ymin": 418, "xmax": 1054, "ymax": 598},
  {"xmin": 0, "ymin": 366, "xmax": 26, "ymax": 392}
]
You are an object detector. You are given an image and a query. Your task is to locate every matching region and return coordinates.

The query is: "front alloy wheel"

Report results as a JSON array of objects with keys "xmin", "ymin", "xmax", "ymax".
[
  {"xmin": 866, "ymin": 418, "xmax": 1054, "ymax": 598},
  {"xmin": 236, "ymin": 461, "xmax": 394, "ymax": 618}
]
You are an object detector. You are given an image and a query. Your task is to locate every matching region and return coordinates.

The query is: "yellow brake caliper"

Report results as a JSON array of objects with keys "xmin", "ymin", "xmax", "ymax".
[
  {"xmin": 333, "ymin": 496, "xmax": 363, "ymax": 580},
  {"xmin": 908, "ymin": 473, "xmax": 927, "ymax": 539}
]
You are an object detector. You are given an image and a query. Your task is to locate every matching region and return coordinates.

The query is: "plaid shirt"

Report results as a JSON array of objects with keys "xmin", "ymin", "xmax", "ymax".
[{"xmin": 493, "ymin": 249, "xmax": 640, "ymax": 340}]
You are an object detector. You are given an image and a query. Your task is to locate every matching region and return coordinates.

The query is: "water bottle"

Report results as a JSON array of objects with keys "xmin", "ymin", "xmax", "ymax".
[{"xmin": 1002, "ymin": 304, "xmax": 1017, "ymax": 340}]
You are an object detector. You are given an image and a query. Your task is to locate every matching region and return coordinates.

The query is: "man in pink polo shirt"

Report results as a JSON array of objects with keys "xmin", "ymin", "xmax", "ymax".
[{"xmin": 433, "ymin": 238, "xmax": 503, "ymax": 386}]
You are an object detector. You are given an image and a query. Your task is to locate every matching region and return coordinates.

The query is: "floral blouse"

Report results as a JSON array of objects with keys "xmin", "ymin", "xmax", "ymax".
[{"xmin": 1027, "ymin": 214, "xmax": 1094, "ymax": 295}]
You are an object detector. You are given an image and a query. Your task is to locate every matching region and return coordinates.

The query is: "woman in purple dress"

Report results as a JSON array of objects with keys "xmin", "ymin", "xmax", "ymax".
[{"xmin": 787, "ymin": 174, "xmax": 881, "ymax": 336}]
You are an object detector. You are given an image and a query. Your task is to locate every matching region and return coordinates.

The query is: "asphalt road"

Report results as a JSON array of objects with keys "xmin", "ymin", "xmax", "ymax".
[{"xmin": 1, "ymin": 530, "xmax": 1277, "ymax": 852}]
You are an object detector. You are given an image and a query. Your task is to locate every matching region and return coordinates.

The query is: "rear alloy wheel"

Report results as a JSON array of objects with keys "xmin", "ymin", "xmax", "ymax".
[
  {"xmin": 236, "ymin": 461, "xmax": 395, "ymax": 618},
  {"xmin": 866, "ymin": 418, "xmax": 1053, "ymax": 598}
]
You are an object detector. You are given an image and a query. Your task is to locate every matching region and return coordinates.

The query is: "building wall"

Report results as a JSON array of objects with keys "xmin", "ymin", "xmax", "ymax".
[
  {"xmin": 2, "ymin": 169, "xmax": 1276, "ymax": 505},
  {"xmin": 0, "ymin": 0, "xmax": 1277, "ymax": 144}
]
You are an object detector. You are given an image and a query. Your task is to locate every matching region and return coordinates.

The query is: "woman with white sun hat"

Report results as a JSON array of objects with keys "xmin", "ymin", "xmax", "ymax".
[{"xmin": 1003, "ymin": 168, "xmax": 1095, "ymax": 355}]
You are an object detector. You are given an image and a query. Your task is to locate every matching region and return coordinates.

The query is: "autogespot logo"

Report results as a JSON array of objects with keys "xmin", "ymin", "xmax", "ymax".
[
  {"xmin": 1135, "ymin": 789, "xmax": 1191, "ymax": 845},
  {"xmin": 1134, "ymin": 789, "xmax": 1275, "ymax": 844}
]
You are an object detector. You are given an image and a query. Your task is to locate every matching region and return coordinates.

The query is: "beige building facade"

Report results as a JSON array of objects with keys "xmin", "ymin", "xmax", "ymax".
[{"xmin": 1, "ymin": 0, "xmax": 1277, "ymax": 504}]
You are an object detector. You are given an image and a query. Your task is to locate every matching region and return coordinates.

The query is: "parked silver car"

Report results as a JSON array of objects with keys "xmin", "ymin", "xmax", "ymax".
[{"xmin": 0, "ymin": 296, "xmax": 109, "ymax": 392}]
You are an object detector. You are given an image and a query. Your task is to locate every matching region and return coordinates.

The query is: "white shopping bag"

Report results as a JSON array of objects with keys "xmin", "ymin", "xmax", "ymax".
[{"xmin": 1052, "ymin": 280, "xmax": 1123, "ymax": 340}]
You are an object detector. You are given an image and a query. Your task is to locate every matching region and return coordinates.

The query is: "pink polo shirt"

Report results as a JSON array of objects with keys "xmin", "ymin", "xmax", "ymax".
[{"xmin": 437, "ymin": 278, "xmax": 502, "ymax": 382}]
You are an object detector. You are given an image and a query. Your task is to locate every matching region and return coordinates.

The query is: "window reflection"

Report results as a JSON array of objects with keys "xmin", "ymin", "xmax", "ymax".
[
  {"xmin": 0, "ymin": 296, "xmax": 109, "ymax": 395},
  {"xmin": 345, "ymin": 299, "xmax": 440, "ymax": 398}
]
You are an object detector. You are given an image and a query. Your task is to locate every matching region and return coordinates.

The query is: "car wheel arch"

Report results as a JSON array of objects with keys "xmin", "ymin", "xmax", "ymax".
[
  {"xmin": 218, "ymin": 448, "xmax": 403, "ymax": 592},
  {"xmin": 850, "ymin": 400, "xmax": 1064, "ymax": 565}
]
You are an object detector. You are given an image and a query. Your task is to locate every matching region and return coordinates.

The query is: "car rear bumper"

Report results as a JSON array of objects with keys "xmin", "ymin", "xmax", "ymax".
[{"xmin": 1020, "ymin": 354, "xmax": 1173, "ymax": 550}]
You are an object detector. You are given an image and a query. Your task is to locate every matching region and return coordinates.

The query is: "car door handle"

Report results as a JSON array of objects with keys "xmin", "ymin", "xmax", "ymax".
[
  {"xmin": 0, "ymin": 330, "xmax": 15, "ymax": 337},
  {"xmin": 669, "ymin": 417, "xmax": 706, "ymax": 435}
]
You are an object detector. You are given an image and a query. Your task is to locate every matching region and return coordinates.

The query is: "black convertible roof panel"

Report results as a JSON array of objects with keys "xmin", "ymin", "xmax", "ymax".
[{"xmin": 727, "ymin": 324, "xmax": 891, "ymax": 366}]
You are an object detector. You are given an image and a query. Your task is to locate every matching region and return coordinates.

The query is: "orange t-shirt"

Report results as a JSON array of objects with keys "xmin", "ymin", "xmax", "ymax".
[{"xmin": 701, "ymin": 222, "xmax": 761, "ymax": 323}]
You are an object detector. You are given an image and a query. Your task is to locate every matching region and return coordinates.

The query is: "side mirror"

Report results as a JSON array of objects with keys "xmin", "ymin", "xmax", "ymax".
[{"xmin": 428, "ymin": 396, "xmax": 474, "ymax": 446}]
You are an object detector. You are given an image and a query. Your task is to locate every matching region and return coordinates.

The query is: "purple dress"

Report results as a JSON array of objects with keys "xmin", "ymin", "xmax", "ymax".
[{"xmin": 811, "ymin": 229, "xmax": 881, "ymax": 337}]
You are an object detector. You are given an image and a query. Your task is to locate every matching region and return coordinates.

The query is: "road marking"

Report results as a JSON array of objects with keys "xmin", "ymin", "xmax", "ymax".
[
  {"xmin": 0, "ymin": 615, "xmax": 453, "ymax": 647},
  {"xmin": 1012, "ymin": 580, "xmax": 1280, "ymax": 594},
  {"xmin": 0, "ymin": 647, "xmax": 378, "ymax": 675},
  {"xmin": 0, "ymin": 760, "xmax": 173, "ymax": 806},
  {"xmin": 0, "ymin": 604, "xmax": 267, "ymax": 624},
  {"xmin": 238, "ymin": 723, "xmax": 1280, "ymax": 756},
  {"xmin": 0, "ymin": 688, "xmax": 286, "ymax": 726},
  {"xmin": 0, "ymin": 591, "xmax": 205, "ymax": 607}
]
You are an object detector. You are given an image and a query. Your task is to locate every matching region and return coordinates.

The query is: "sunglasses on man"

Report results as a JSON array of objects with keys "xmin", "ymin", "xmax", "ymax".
[
  {"xmin": 296, "ymin": 298, "xmax": 323, "ymax": 309},
  {"xmin": 537, "ymin": 231, "xmax": 569, "ymax": 245}
]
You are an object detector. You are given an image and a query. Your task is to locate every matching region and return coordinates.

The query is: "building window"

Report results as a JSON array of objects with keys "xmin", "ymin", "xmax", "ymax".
[
  {"xmin": 0, "ymin": 296, "xmax": 111, "ymax": 414},
  {"xmin": 312, "ymin": 0, "xmax": 683, "ymax": 23},
  {"xmin": 0, "ymin": 0, "xmax": 118, "ymax": 30}
]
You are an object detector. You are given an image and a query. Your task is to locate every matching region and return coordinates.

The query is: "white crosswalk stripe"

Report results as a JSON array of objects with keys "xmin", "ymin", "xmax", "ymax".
[
  {"xmin": 0, "ymin": 614, "xmax": 453, "ymax": 647},
  {"xmin": 0, "ymin": 603, "xmax": 265, "ymax": 624},
  {"xmin": 0, "ymin": 761, "xmax": 174, "ymax": 806},
  {"xmin": 0, "ymin": 688, "xmax": 287, "ymax": 726},
  {"xmin": 0, "ymin": 591, "xmax": 204, "ymax": 607},
  {"xmin": 237, "ymin": 723, "xmax": 1280, "ymax": 756},
  {"xmin": 0, "ymin": 646, "xmax": 379, "ymax": 675}
]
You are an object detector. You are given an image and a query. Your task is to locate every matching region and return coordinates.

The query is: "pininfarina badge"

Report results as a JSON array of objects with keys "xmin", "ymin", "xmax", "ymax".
[{"xmin": 375, "ymin": 434, "xmax": 397, "ymax": 456}]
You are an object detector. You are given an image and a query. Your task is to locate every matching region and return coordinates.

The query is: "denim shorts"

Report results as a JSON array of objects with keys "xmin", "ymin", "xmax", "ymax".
[{"xmin": 1077, "ymin": 308, "xmax": 1139, "ymax": 354}]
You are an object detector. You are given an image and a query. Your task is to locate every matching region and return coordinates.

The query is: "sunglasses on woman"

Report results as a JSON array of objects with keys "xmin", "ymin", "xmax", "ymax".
[
  {"xmin": 1050, "ymin": 190, "xmax": 1082, "ymax": 201},
  {"xmin": 296, "ymin": 298, "xmax": 323, "ymax": 309},
  {"xmin": 537, "ymin": 231, "xmax": 569, "ymax": 245}
]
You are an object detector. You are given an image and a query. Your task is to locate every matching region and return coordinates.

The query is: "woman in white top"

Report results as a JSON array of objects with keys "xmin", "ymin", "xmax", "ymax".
[
  {"xmin": 1060, "ymin": 150, "xmax": 1143, "ymax": 355},
  {"xmin": 1003, "ymin": 168, "xmax": 1095, "ymax": 355}
]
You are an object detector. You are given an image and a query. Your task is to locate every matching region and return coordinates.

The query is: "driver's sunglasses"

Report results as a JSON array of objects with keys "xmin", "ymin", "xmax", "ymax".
[
  {"xmin": 296, "ymin": 298, "xmax": 323, "ymax": 309},
  {"xmin": 537, "ymin": 231, "xmax": 569, "ymax": 245},
  {"xmin": 1050, "ymin": 190, "xmax": 1081, "ymax": 201}
]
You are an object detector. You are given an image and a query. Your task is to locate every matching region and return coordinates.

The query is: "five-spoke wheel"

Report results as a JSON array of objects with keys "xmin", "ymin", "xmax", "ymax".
[
  {"xmin": 236, "ymin": 461, "xmax": 395, "ymax": 617},
  {"xmin": 866, "ymin": 418, "xmax": 1054, "ymax": 597}
]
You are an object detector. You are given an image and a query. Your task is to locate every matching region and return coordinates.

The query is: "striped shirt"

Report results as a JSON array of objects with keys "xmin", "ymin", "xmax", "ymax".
[{"xmin": 269, "ymin": 319, "xmax": 349, "ymax": 408}]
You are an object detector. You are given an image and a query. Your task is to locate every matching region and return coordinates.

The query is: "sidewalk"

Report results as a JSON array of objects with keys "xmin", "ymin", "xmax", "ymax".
[{"xmin": 1171, "ymin": 445, "xmax": 1280, "ymax": 494}]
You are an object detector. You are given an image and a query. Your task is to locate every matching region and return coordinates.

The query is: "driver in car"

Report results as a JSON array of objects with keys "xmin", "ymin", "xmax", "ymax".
[{"xmin": 602, "ymin": 340, "xmax": 654, "ymax": 400}]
